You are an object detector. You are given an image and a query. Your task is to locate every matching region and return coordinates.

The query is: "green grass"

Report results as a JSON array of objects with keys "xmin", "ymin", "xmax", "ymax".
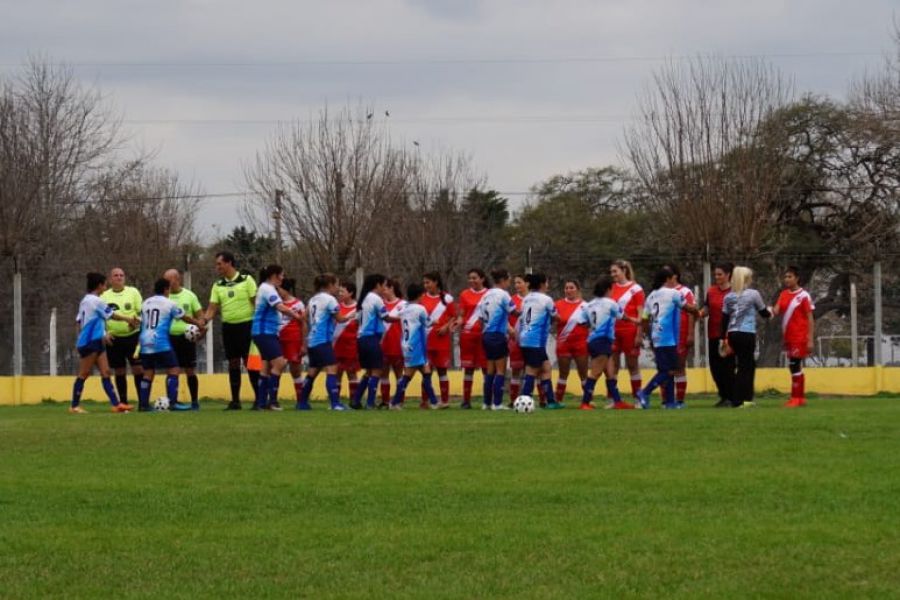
[{"xmin": 1, "ymin": 395, "xmax": 899, "ymax": 599}]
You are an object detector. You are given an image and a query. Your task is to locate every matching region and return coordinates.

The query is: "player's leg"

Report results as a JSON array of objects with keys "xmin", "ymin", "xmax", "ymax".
[
  {"xmin": 785, "ymin": 352, "xmax": 806, "ymax": 407},
  {"xmin": 222, "ymin": 323, "xmax": 244, "ymax": 409},
  {"xmin": 580, "ymin": 353, "xmax": 607, "ymax": 409},
  {"xmin": 556, "ymin": 353, "xmax": 571, "ymax": 405},
  {"xmin": 540, "ymin": 358, "xmax": 561, "ymax": 408},
  {"xmin": 127, "ymin": 347, "xmax": 144, "ymax": 408},
  {"xmin": 605, "ymin": 342, "xmax": 622, "ymax": 407},
  {"xmin": 491, "ymin": 357, "xmax": 508, "ymax": 408},
  {"xmin": 267, "ymin": 355, "xmax": 287, "ymax": 410}
]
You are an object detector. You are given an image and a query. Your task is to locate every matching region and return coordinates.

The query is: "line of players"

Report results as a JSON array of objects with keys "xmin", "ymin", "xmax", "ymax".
[{"xmin": 68, "ymin": 256, "xmax": 815, "ymax": 413}]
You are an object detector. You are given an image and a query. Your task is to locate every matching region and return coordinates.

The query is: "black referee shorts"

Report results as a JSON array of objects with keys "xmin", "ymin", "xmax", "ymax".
[
  {"xmin": 108, "ymin": 334, "xmax": 141, "ymax": 369},
  {"xmin": 222, "ymin": 321, "xmax": 253, "ymax": 361},
  {"xmin": 170, "ymin": 333, "xmax": 198, "ymax": 369}
]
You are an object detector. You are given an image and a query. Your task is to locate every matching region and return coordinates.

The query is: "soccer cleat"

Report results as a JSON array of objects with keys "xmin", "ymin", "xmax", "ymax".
[
  {"xmin": 365, "ymin": 402, "xmax": 377, "ymax": 410},
  {"xmin": 267, "ymin": 402, "xmax": 284, "ymax": 412},
  {"xmin": 349, "ymin": 400, "xmax": 363, "ymax": 410},
  {"xmin": 389, "ymin": 403, "xmax": 403, "ymax": 411},
  {"xmin": 492, "ymin": 404, "xmax": 510, "ymax": 411},
  {"xmin": 460, "ymin": 402, "xmax": 472, "ymax": 410},
  {"xmin": 784, "ymin": 397, "xmax": 804, "ymax": 408},
  {"xmin": 714, "ymin": 399, "xmax": 732, "ymax": 408},
  {"xmin": 191, "ymin": 403, "xmax": 200, "ymax": 411},
  {"xmin": 603, "ymin": 400, "xmax": 616, "ymax": 410},
  {"xmin": 578, "ymin": 402, "xmax": 595, "ymax": 411},
  {"xmin": 295, "ymin": 401, "xmax": 312, "ymax": 411},
  {"xmin": 481, "ymin": 403, "xmax": 491, "ymax": 410},
  {"xmin": 662, "ymin": 402, "xmax": 681, "ymax": 410},
  {"xmin": 676, "ymin": 401, "xmax": 686, "ymax": 409},
  {"xmin": 418, "ymin": 400, "xmax": 429, "ymax": 410},
  {"xmin": 330, "ymin": 402, "xmax": 349, "ymax": 411},
  {"xmin": 224, "ymin": 401, "xmax": 242, "ymax": 411},
  {"xmin": 138, "ymin": 404, "xmax": 153, "ymax": 412},
  {"xmin": 635, "ymin": 391, "xmax": 650, "ymax": 410},
  {"xmin": 436, "ymin": 401, "xmax": 451, "ymax": 410},
  {"xmin": 738, "ymin": 401, "xmax": 756, "ymax": 409},
  {"xmin": 377, "ymin": 402, "xmax": 390, "ymax": 410},
  {"xmin": 545, "ymin": 401, "xmax": 565, "ymax": 410},
  {"xmin": 429, "ymin": 402, "xmax": 441, "ymax": 410},
  {"xmin": 613, "ymin": 401, "xmax": 635, "ymax": 410},
  {"xmin": 171, "ymin": 402, "xmax": 192, "ymax": 411},
  {"xmin": 68, "ymin": 406, "xmax": 88, "ymax": 414},
  {"xmin": 112, "ymin": 403, "xmax": 132, "ymax": 413}
]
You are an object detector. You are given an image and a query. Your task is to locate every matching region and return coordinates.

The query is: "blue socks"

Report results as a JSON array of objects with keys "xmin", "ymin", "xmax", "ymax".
[
  {"xmin": 354, "ymin": 375, "xmax": 369, "ymax": 406},
  {"xmin": 492, "ymin": 374, "xmax": 505, "ymax": 406},
  {"xmin": 483, "ymin": 373, "xmax": 495, "ymax": 406},
  {"xmin": 392, "ymin": 375, "xmax": 410, "ymax": 405},
  {"xmin": 422, "ymin": 373, "xmax": 437, "ymax": 405},
  {"xmin": 605, "ymin": 378, "xmax": 622, "ymax": 403},
  {"xmin": 139, "ymin": 378, "xmax": 152, "ymax": 408},
  {"xmin": 366, "ymin": 376, "xmax": 378, "ymax": 408},
  {"xmin": 541, "ymin": 379, "xmax": 555, "ymax": 403},
  {"xmin": 166, "ymin": 375, "xmax": 179, "ymax": 405},
  {"xmin": 71, "ymin": 377, "xmax": 85, "ymax": 408},
  {"xmin": 101, "ymin": 377, "xmax": 119, "ymax": 406},
  {"xmin": 255, "ymin": 376, "xmax": 270, "ymax": 409},
  {"xmin": 301, "ymin": 374, "xmax": 315, "ymax": 406},
  {"xmin": 522, "ymin": 374, "xmax": 536, "ymax": 396},
  {"xmin": 582, "ymin": 377, "xmax": 596, "ymax": 404},
  {"xmin": 326, "ymin": 373, "xmax": 340, "ymax": 406},
  {"xmin": 269, "ymin": 374, "xmax": 280, "ymax": 406}
]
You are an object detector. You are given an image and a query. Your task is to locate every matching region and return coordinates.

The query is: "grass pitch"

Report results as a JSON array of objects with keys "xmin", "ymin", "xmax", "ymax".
[{"xmin": 1, "ymin": 395, "xmax": 898, "ymax": 599}]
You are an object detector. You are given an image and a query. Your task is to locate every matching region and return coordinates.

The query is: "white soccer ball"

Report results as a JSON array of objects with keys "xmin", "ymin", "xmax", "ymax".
[
  {"xmin": 184, "ymin": 324, "xmax": 202, "ymax": 343},
  {"xmin": 154, "ymin": 396, "xmax": 170, "ymax": 411},
  {"xmin": 513, "ymin": 395, "xmax": 535, "ymax": 414}
]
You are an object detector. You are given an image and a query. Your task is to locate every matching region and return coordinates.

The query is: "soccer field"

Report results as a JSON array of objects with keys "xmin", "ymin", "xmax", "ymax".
[{"xmin": 1, "ymin": 396, "xmax": 898, "ymax": 599}]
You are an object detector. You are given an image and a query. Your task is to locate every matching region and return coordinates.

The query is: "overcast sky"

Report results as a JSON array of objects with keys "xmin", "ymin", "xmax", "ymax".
[{"xmin": 1, "ymin": 0, "xmax": 897, "ymax": 240}]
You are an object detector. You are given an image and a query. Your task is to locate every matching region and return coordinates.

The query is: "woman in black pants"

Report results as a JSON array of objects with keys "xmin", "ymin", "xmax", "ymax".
[
  {"xmin": 721, "ymin": 267, "xmax": 772, "ymax": 408},
  {"xmin": 700, "ymin": 262, "xmax": 736, "ymax": 407}
]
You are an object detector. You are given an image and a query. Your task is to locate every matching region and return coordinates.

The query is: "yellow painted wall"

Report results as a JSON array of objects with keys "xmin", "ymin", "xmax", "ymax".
[{"xmin": 0, "ymin": 367, "xmax": 898, "ymax": 406}]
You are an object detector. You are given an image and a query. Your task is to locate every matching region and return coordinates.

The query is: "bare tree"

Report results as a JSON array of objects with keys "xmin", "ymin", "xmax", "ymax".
[{"xmin": 623, "ymin": 57, "xmax": 794, "ymax": 257}]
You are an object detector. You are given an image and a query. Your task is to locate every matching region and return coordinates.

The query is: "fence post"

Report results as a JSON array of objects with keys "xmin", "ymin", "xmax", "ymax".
[
  {"xmin": 874, "ymin": 262, "xmax": 883, "ymax": 366},
  {"xmin": 693, "ymin": 285, "xmax": 702, "ymax": 367},
  {"xmin": 702, "ymin": 261, "xmax": 711, "ymax": 369},
  {"xmin": 525, "ymin": 247, "xmax": 533, "ymax": 275},
  {"xmin": 850, "ymin": 283, "xmax": 858, "ymax": 366},
  {"xmin": 13, "ymin": 263, "xmax": 23, "ymax": 377},
  {"xmin": 205, "ymin": 325, "xmax": 214, "ymax": 375},
  {"xmin": 49, "ymin": 308, "xmax": 58, "ymax": 376}
]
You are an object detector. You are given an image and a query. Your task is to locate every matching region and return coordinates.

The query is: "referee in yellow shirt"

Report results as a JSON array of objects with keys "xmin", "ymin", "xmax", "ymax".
[
  {"xmin": 202, "ymin": 251, "xmax": 258, "ymax": 409},
  {"xmin": 100, "ymin": 267, "xmax": 143, "ymax": 406}
]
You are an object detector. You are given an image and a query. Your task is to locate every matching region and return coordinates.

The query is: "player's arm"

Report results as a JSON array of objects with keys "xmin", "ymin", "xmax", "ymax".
[
  {"xmin": 634, "ymin": 302, "xmax": 645, "ymax": 345},
  {"xmin": 275, "ymin": 302, "xmax": 303, "ymax": 320},
  {"xmin": 807, "ymin": 310, "xmax": 815, "ymax": 353},
  {"xmin": 203, "ymin": 299, "xmax": 220, "ymax": 324},
  {"xmin": 335, "ymin": 309, "xmax": 355, "ymax": 323}
]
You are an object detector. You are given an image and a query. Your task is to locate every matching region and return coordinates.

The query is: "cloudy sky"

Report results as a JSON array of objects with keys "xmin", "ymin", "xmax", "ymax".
[{"xmin": 1, "ymin": 0, "xmax": 897, "ymax": 239}]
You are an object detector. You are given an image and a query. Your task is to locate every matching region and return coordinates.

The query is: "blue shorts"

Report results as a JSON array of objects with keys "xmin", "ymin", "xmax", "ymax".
[
  {"xmin": 588, "ymin": 338, "xmax": 613, "ymax": 358},
  {"xmin": 252, "ymin": 334, "xmax": 283, "ymax": 361},
  {"xmin": 521, "ymin": 346, "xmax": 549, "ymax": 369},
  {"xmin": 653, "ymin": 346, "xmax": 678, "ymax": 373},
  {"xmin": 77, "ymin": 339, "xmax": 106, "ymax": 358},
  {"xmin": 482, "ymin": 332, "xmax": 509, "ymax": 360},
  {"xmin": 307, "ymin": 343, "xmax": 336, "ymax": 369},
  {"xmin": 140, "ymin": 350, "xmax": 178, "ymax": 371},
  {"xmin": 357, "ymin": 335, "xmax": 384, "ymax": 370}
]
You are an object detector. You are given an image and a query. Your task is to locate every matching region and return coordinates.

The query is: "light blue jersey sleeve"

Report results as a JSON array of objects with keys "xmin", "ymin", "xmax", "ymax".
[
  {"xmin": 401, "ymin": 304, "xmax": 428, "ymax": 366},
  {"xmin": 76, "ymin": 295, "xmax": 115, "ymax": 347},
  {"xmin": 359, "ymin": 292, "xmax": 388, "ymax": 338},
  {"xmin": 140, "ymin": 296, "xmax": 184, "ymax": 353},
  {"xmin": 308, "ymin": 293, "xmax": 340, "ymax": 347},
  {"xmin": 480, "ymin": 289, "xmax": 512, "ymax": 335},
  {"xmin": 252, "ymin": 282, "xmax": 284, "ymax": 336}
]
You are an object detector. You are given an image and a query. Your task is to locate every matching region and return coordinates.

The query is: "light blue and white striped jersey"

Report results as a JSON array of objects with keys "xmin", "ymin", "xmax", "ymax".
[
  {"xmin": 517, "ymin": 291, "xmax": 557, "ymax": 349},
  {"xmin": 251, "ymin": 282, "xmax": 284, "ymax": 336},
  {"xmin": 75, "ymin": 294, "xmax": 115, "ymax": 348},
  {"xmin": 140, "ymin": 296, "xmax": 185, "ymax": 354},
  {"xmin": 577, "ymin": 297, "xmax": 623, "ymax": 343},
  {"xmin": 478, "ymin": 288, "xmax": 513, "ymax": 335},
  {"xmin": 643, "ymin": 287, "xmax": 685, "ymax": 347},
  {"xmin": 358, "ymin": 292, "xmax": 388, "ymax": 338},
  {"xmin": 399, "ymin": 303, "xmax": 429, "ymax": 367},
  {"xmin": 722, "ymin": 289, "xmax": 767, "ymax": 334},
  {"xmin": 307, "ymin": 292, "xmax": 340, "ymax": 347}
]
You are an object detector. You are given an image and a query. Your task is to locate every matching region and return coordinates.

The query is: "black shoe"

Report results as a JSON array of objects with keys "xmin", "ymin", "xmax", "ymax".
[
  {"xmin": 713, "ymin": 399, "xmax": 732, "ymax": 408},
  {"xmin": 138, "ymin": 404, "xmax": 153, "ymax": 412},
  {"xmin": 349, "ymin": 400, "xmax": 363, "ymax": 410},
  {"xmin": 225, "ymin": 401, "xmax": 242, "ymax": 411},
  {"xmin": 376, "ymin": 402, "xmax": 389, "ymax": 410},
  {"xmin": 460, "ymin": 402, "xmax": 472, "ymax": 410}
]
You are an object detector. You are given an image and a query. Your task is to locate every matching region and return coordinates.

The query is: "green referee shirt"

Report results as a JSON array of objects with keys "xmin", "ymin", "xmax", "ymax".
[
  {"xmin": 100, "ymin": 286, "xmax": 142, "ymax": 338},
  {"xmin": 209, "ymin": 272, "xmax": 257, "ymax": 324},
  {"xmin": 168, "ymin": 288, "xmax": 202, "ymax": 335}
]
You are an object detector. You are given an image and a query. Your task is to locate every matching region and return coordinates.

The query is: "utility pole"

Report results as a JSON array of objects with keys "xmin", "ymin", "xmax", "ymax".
[{"xmin": 274, "ymin": 189, "xmax": 284, "ymax": 265}]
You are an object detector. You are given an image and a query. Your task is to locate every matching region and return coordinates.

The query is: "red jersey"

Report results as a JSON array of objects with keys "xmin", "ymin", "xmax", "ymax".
[
  {"xmin": 459, "ymin": 288, "xmax": 488, "ymax": 335},
  {"xmin": 555, "ymin": 298, "xmax": 588, "ymax": 343},
  {"xmin": 705, "ymin": 285, "xmax": 730, "ymax": 339},
  {"xmin": 279, "ymin": 297, "xmax": 305, "ymax": 342},
  {"xmin": 332, "ymin": 302, "xmax": 358, "ymax": 356},
  {"xmin": 777, "ymin": 288, "xmax": 814, "ymax": 343},
  {"xmin": 421, "ymin": 292, "xmax": 455, "ymax": 350},
  {"xmin": 509, "ymin": 294, "xmax": 525, "ymax": 327},
  {"xmin": 381, "ymin": 298, "xmax": 406, "ymax": 356},
  {"xmin": 611, "ymin": 281, "xmax": 644, "ymax": 331},
  {"xmin": 675, "ymin": 284, "xmax": 695, "ymax": 341}
]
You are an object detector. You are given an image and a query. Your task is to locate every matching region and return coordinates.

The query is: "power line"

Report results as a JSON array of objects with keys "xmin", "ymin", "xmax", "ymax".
[
  {"xmin": 122, "ymin": 115, "xmax": 631, "ymax": 125},
  {"xmin": 0, "ymin": 51, "xmax": 882, "ymax": 68}
]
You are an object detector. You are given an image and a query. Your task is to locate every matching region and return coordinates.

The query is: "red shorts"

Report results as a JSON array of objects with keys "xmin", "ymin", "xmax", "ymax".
[
  {"xmin": 460, "ymin": 332, "xmax": 486, "ymax": 369},
  {"xmin": 279, "ymin": 337, "xmax": 305, "ymax": 364},
  {"xmin": 784, "ymin": 340, "xmax": 809, "ymax": 359},
  {"xmin": 508, "ymin": 339, "xmax": 524, "ymax": 370},
  {"xmin": 383, "ymin": 354, "xmax": 404, "ymax": 371},
  {"xmin": 336, "ymin": 352, "xmax": 359, "ymax": 373},
  {"xmin": 556, "ymin": 336, "xmax": 588, "ymax": 358},
  {"xmin": 612, "ymin": 327, "xmax": 641, "ymax": 358},
  {"xmin": 427, "ymin": 347, "xmax": 451, "ymax": 370},
  {"xmin": 677, "ymin": 336, "xmax": 693, "ymax": 359}
]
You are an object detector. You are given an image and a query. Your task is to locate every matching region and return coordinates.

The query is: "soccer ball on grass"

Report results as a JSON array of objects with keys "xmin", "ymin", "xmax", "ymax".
[
  {"xmin": 153, "ymin": 397, "xmax": 170, "ymax": 411},
  {"xmin": 513, "ymin": 395, "xmax": 535, "ymax": 413}
]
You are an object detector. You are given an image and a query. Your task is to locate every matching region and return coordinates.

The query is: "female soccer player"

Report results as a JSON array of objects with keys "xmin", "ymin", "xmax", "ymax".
[
  {"xmin": 635, "ymin": 267, "xmax": 699, "ymax": 409},
  {"xmin": 422, "ymin": 272, "xmax": 455, "ymax": 408},
  {"xmin": 352, "ymin": 274, "xmax": 391, "ymax": 410},
  {"xmin": 479, "ymin": 269, "xmax": 515, "ymax": 410},
  {"xmin": 300, "ymin": 274, "xmax": 357, "ymax": 410},
  {"xmin": 721, "ymin": 266, "xmax": 773, "ymax": 408},
  {"xmin": 333, "ymin": 282, "xmax": 360, "ymax": 405},
  {"xmin": 379, "ymin": 278, "xmax": 406, "ymax": 406},
  {"xmin": 576, "ymin": 276, "xmax": 628, "ymax": 410},
  {"xmin": 606, "ymin": 260, "xmax": 645, "ymax": 406},
  {"xmin": 70, "ymin": 272, "xmax": 139, "ymax": 413},
  {"xmin": 771, "ymin": 266, "xmax": 815, "ymax": 408},
  {"xmin": 699, "ymin": 262, "xmax": 735, "ymax": 407},
  {"xmin": 665, "ymin": 265, "xmax": 696, "ymax": 406},
  {"xmin": 457, "ymin": 268, "xmax": 489, "ymax": 409},
  {"xmin": 251, "ymin": 265, "xmax": 304, "ymax": 411},
  {"xmin": 517, "ymin": 273, "xmax": 562, "ymax": 409},
  {"xmin": 278, "ymin": 278, "xmax": 307, "ymax": 407},
  {"xmin": 507, "ymin": 275, "xmax": 528, "ymax": 405},
  {"xmin": 389, "ymin": 283, "xmax": 440, "ymax": 409},
  {"xmin": 554, "ymin": 279, "xmax": 589, "ymax": 404}
]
